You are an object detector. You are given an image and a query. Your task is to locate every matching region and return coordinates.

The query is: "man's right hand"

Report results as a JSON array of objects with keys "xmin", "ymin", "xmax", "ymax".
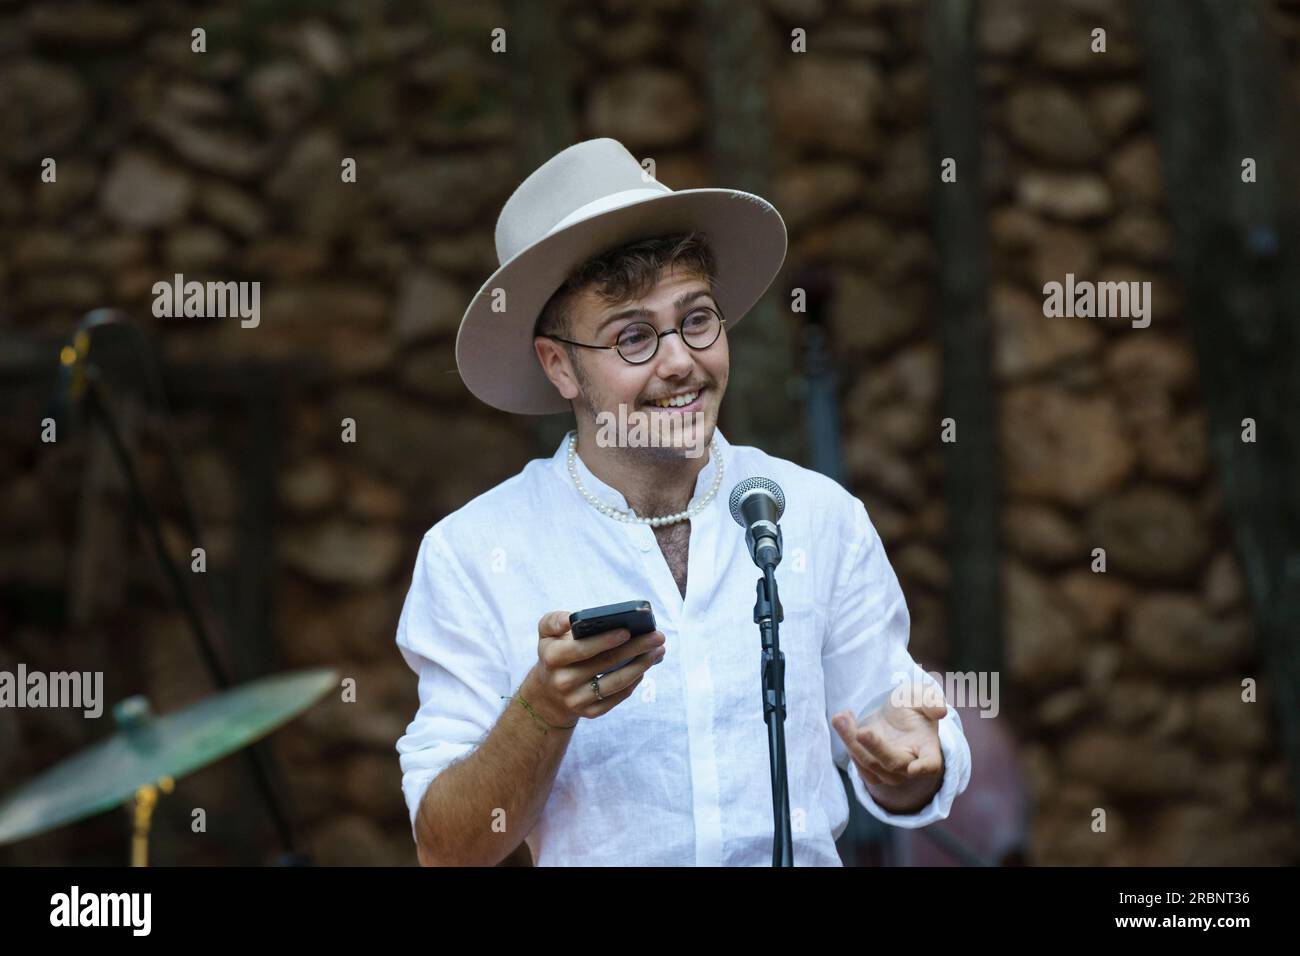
[{"xmin": 523, "ymin": 610, "xmax": 666, "ymax": 724}]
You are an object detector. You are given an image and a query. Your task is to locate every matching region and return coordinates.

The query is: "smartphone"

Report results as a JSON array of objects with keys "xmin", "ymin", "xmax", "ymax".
[{"xmin": 569, "ymin": 600, "xmax": 656, "ymax": 674}]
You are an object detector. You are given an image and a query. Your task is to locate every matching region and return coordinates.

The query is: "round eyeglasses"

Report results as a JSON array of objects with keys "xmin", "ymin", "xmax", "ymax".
[{"xmin": 544, "ymin": 306, "xmax": 727, "ymax": 365}]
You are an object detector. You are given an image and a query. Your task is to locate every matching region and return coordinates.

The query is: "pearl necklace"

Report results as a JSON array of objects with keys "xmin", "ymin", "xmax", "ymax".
[{"xmin": 566, "ymin": 432, "xmax": 724, "ymax": 527}]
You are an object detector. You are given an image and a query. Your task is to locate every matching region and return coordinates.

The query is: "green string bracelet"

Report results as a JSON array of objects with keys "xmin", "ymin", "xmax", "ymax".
[{"xmin": 501, "ymin": 695, "xmax": 578, "ymax": 733}]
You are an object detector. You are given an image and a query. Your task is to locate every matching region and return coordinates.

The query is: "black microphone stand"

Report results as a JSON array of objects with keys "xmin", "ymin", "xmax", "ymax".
[
  {"xmin": 79, "ymin": 362, "xmax": 303, "ymax": 863},
  {"xmin": 749, "ymin": 525, "xmax": 793, "ymax": 866}
]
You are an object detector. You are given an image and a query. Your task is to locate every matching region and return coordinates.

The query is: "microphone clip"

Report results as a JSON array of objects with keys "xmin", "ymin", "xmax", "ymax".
[{"xmin": 745, "ymin": 522, "xmax": 783, "ymax": 571}]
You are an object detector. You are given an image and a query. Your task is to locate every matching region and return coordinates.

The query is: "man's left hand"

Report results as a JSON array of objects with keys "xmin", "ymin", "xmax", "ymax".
[{"xmin": 831, "ymin": 684, "xmax": 948, "ymax": 814}]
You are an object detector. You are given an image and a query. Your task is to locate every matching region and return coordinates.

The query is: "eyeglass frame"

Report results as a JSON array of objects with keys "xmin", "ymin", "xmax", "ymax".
[{"xmin": 540, "ymin": 304, "xmax": 728, "ymax": 365}]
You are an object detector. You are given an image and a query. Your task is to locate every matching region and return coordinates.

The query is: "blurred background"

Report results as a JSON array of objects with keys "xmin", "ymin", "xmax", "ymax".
[{"xmin": 1, "ymin": 0, "xmax": 1298, "ymax": 866}]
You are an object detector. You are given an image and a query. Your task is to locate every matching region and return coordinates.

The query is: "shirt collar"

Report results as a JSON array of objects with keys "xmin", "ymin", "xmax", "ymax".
[{"xmin": 551, "ymin": 426, "xmax": 731, "ymax": 516}]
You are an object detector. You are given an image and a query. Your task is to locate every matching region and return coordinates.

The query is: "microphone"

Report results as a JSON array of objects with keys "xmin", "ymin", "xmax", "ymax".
[
  {"xmin": 729, "ymin": 477, "xmax": 786, "ymax": 570},
  {"xmin": 48, "ymin": 309, "xmax": 127, "ymax": 424}
]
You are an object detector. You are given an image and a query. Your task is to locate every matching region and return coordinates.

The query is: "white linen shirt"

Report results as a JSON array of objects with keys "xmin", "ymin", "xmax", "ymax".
[{"xmin": 395, "ymin": 428, "xmax": 971, "ymax": 866}]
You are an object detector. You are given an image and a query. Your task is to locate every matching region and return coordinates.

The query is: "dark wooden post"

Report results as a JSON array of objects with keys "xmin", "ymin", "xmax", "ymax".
[
  {"xmin": 1137, "ymin": 0, "xmax": 1300, "ymax": 826},
  {"xmin": 702, "ymin": 0, "xmax": 802, "ymax": 463},
  {"xmin": 506, "ymin": 0, "xmax": 578, "ymax": 456},
  {"xmin": 928, "ymin": 0, "xmax": 1001, "ymax": 676}
]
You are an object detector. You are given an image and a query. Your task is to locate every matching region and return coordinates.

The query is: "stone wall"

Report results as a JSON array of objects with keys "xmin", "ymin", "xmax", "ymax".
[{"xmin": 0, "ymin": 0, "xmax": 1295, "ymax": 865}]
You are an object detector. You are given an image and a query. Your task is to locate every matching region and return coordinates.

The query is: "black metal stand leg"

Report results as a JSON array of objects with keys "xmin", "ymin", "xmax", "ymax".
[
  {"xmin": 83, "ymin": 369, "xmax": 298, "ymax": 859},
  {"xmin": 755, "ymin": 565, "xmax": 793, "ymax": 866}
]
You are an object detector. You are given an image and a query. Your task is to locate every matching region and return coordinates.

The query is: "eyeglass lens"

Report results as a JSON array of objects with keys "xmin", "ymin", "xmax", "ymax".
[{"xmin": 615, "ymin": 308, "xmax": 722, "ymax": 363}]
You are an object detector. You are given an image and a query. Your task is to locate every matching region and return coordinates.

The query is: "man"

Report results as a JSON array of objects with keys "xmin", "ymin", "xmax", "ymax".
[{"xmin": 395, "ymin": 138, "xmax": 971, "ymax": 866}]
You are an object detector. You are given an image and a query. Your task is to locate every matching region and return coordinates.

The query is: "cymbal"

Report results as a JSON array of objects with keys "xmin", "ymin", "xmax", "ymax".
[{"xmin": 0, "ymin": 668, "xmax": 337, "ymax": 845}]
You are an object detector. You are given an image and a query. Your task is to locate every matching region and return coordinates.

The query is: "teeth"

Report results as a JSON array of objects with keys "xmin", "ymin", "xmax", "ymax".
[{"xmin": 650, "ymin": 390, "xmax": 699, "ymax": 408}]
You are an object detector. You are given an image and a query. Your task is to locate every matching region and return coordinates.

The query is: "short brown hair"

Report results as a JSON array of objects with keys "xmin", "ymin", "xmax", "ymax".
[{"xmin": 534, "ymin": 231, "xmax": 719, "ymax": 345}]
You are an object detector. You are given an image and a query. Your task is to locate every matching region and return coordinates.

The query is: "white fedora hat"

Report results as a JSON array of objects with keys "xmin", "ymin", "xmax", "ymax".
[{"xmin": 454, "ymin": 137, "xmax": 788, "ymax": 415}]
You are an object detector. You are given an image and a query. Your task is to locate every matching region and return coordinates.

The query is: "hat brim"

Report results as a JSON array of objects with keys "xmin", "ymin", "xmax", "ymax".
[{"xmin": 455, "ymin": 188, "xmax": 788, "ymax": 415}]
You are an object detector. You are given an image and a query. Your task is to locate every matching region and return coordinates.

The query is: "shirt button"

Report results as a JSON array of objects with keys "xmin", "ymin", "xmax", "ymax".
[{"xmin": 638, "ymin": 539, "xmax": 653, "ymax": 552}]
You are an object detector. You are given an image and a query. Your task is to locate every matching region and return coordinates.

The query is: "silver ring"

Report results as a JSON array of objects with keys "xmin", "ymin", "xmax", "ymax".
[{"xmin": 590, "ymin": 676, "xmax": 605, "ymax": 701}]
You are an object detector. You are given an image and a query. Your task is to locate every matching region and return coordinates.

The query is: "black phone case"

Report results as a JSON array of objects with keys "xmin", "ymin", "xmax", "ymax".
[{"xmin": 569, "ymin": 600, "xmax": 656, "ymax": 639}]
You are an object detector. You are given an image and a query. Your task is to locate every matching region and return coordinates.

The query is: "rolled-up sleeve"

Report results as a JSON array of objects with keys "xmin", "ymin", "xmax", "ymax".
[
  {"xmin": 822, "ymin": 498, "xmax": 972, "ymax": 829},
  {"xmin": 394, "ymin": 526, "xmax": 511, "ymax": 842}
]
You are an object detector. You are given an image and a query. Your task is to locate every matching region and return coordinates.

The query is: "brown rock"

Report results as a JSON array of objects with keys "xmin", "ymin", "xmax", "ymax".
[
  {"xmin": 1126, "ymin": 594, "xmax": 1254, "ymax": 676},
  {"xmin": 990, "ymin": 206, "xmax": 1044, "ymax": 250},
  {"xmin": 1002, "ymin": 385, "xmax": 1135, "ymax": 507},
  {"xmin": 424, "ymin": 231, "xmax": 497, "ymax": 277},
  {"xmin": 30, "ymin": 4, "xmax": 142, "ymax": 45},
  {"xmin": 843, "ymin": 432, "xmax": 925, "ymax": 508},
  {"xmin": 1143, "ymin": 804, "xmax": 1296, "ymax": 865},
  {"xmin": 1259, "ymin": 762, "xmax": 1295, "ymax": 810},
  {"xmin": 1058, "ymin": 569, "xmax": 1132, "ymax": 636},
  {"xmin": 1102, "ymin": 211, "xmax": 1171, "ymax": 264},
  {"xmin": 774, "ymin": 162, "xmax": 865, "ymax": 231},
  {"xmin": 19, "ymin": 272, "xmax": 104, "ymax": 309},
  {"xmin": 978, "ymin": 0, "xmax": 1035, "ymax": 57},
  {"xmin": 1082, "ymin": 643, "xmax": 1123, "ymax": 695},
  {"xmin": 1004, "ymin": 561, "xmax": 1085, "ymax": 687},
  {"xmin": 1095, "ymin": 263, "xmax": 1179, "ymax": 327},
  {"xmin": 333, "ymin": 388, "xmax": 534, "ymax": 494},
  {"xmin": 865, "ymin": 131, "xmax": 928, "ymax": 217},
  {"xmin": 12, "ymin": 231, "xmax": 77, "ymax": 270},
  {"xmin": 1016, "ymin": 171, "xmax": 1112, "ymax": 220},
  {"xmin": 1031, "ymin": 224, "xmax": 1099, "ymax": 289},
  {"xmin": 1107, "ymin": 137, "xmax": 1164, "ymax": 205},
  {"xmin": 877, "ymin": 229, "xmax": 935, "ymax": 284},
  {"xmin": 875, "ymin": 404, "xmax": 932, "ymax": 453},
  {"xmin": 242, "ymin": 239, "xmax": 329, "ymax": 278},
  {"xmin": 1004, "ymin": 502, "xmax": 1085, "ymax": 565},
  {"xmin": 1203, "ymin": 550, "xmax": 1246, "ymax": 614},
  {"xmin": 100, "ymin": 150, "xmax": 193, "ymax": 228},
  {"xmin": 346, "ymin": 472, "xmax": 406, "ymax": 522},
  {"xmin": 282, "ymin": 519, "xmax": 403, "ymax": 586},
  {"xmin": 1035, "ymin": 15, "xmax": 1140, "ymax": 74},
  {"xmin": 298, "ymin": 20, "xmax": 349, "ymax": 75},
  {"xmin": 310, "ymin": 815, "xmax": 407, "ymax": 867},
  {"xmin": 893, "ymin": 542, "xmax": 948, "ymax": 590},
  {"xmin": 85, "ymin": 234, "xmax": 148, "ymax": 271},
  {"xmin": 1088, "ymin": 84, "xmax": 1146, "ymax": 142},
  {"xmin": 262, "ymin": 282, "xmax": 388, "ymax": 329},
  {"xmin": 164, "ymin": 225, "xmax": 231, "ymax": 271},
  {"xmin": 1037, "ymin": 687, "xmax": 1088, "ymax": 728},
  {"xmin": 375, "ymin": 151, "xmax": 514, "ymax": 232},
  {"xmin": 34, "ymin": 158, "xmax": 98, "ymax": 219},
  {"xmin": 859, "ymin": 495, "xmax": 910, "ymax": 546},
  {"xmin": 1191, "ymin": 758, "xmax": 1254, "ymax": 815},
  {"xmin": 1141, "ymin": 410, "xmax": 1208, "ymax": 484},
  {"xmin": 199, "ymin": 181, "xmax": 267, "ymax": 237},
  {"xmin": 279, "ymin": 458, "xmax": 340, "ymax": 513},
  {"xmin": 1061, "ymin": 729, "xmax": 1199, "ymax": 795},
  {"xmin": 398, "ymin": 343, "xmax": 470, "ymax": 404},
  {"xmin": 1102, "ymin": 678, "xmax": 1164, "ymax": 727},
  {"xmin": 0, "ymin": 60, "xmax": 88, "ymax": 162},
  {"xmin": 1105, "ymin": 333, "xmax": 1195, "ymax": 393},
  {"xmin": 829, "ymin": 272, "xmax": 926, "ymax": 354},
  {"xmin": 817, "ymin": 216, "xmax": 892, "ymax": 265},
  {"xmin": 246, "ymin": 60, "xmax": 318, "ymax": 133},
  {"xmin": 146, "ymin": 112, "xmax": 267, "ymax": 180},
  {"xmin": 1191, "ymin": 680, "xmax": 1272, "ymax": 756},
  {"xmin": 916, "ymin": 499, "xmax": 945, "ymax": 541},
  {"xmin": 268, "ymin": 128, "xmax": 366, "ymax": 240},
  {"xmin": 772, "ymin": 56, "xmax": 881, "ymax": 159},
  {"xmin": 1087, "ymin": 487, "xmax": 1210, "ymax": 582},
  {"xmin": 1006, "ymin": 86, "xmax": 1102, "ymax": 164},
  {"xmin": 585, "ymin": 68, "xmax": 702, "ymax": 149},
  {"xmin": 592, "ymin": 16, "xmax": 667, "ymax": 62},
  {"xmin": 992, "ymin": 282, "xmax": 1101, "ymax": 380},
  {"xmin": 393, "ymin": 269, "xmax": 463, "ymax": 344}
]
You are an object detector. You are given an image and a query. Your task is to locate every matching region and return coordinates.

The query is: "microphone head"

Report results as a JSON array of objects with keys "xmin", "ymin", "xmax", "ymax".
[{"xmin": 729, "ymin": 477, "xmax": 786, "ymax": 527}]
